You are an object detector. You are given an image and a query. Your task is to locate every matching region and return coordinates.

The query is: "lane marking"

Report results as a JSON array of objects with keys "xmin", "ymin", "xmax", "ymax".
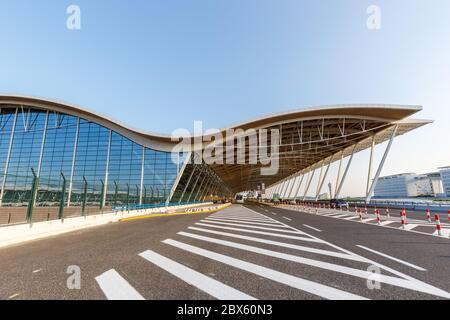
[
  {"xmin": 95, "ymin": 269, "xmax": 145, "ymax": 300},
  {"xmin": 32, "ymin": 268, "xmax": 43, "ymax": 273},
  {"xmin": 8, "ymin": 293, "xmax": 21, "ymax": 299},
  {"xmin": 302, "ymin": 225, "xmax": 322, "ymax": 232},
  {"xmin": 362, "ymin": 218, "xmax": 376, "ymax": 223},
  {"xmin": 242, "ymin": 206, "xmax": 450, "ymax": 298},
  {"xmin": 343, "ymin": 216, "xmax": 359, "ymax": 220},
  {"xmin": 331, "ymin": 214, "xmax": 349, "ymax": 219},
  {"xmin": 433, "ymin": 229, "xmax": 450, "ymax": 237},
  {"xmin": 195, "ymin": 223, "xmax": 323, "ymax": 243},
  {"xmin": 380, "ymin": 221, "xmax": 396, "ymax": 226},
  {"xmin": 205, "ymin": 218, "xmax": 287, "ymax": 228},
  {"xmin": 139, "ymin": 250, "xmax": 255, "ymax": 300},
  {"xmin": 163, "ymin": 239, "xmax": 367, "ymax": 300},
  {"xmin": 185, "ymin": 227, "xmax": 363, "ymax": 262},
  {"xmin": 356, "ymin": 245, "xmax": 427, "ymax": 272},
  {"xmin": 211, "ymin": 214, "xmax": 270, "ymax": 220},
  {"xmin": 210, "ymin": 216, "xmax": 273, "ymax": 222},
  {"xmin": 176, "ymin": 232, "xmax": 445, "ymax": 296},
  {"xmin": 199, "ymin": 220, "xmax": 304, "ymax": 234},
  {"xmin": 283, "ymin": 217, "xmax": 292, "ymax": 221},
  {"xmin": 208, "ymin": 217, "xmax": 279, "ymax": 224},
  {"xmin": 403, "ymin": 224, "xmax": 418, "ymax": 231}
]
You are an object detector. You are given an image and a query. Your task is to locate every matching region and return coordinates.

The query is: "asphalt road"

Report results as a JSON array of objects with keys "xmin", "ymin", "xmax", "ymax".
[{"xmin": 0, "ymin": 203, "xmax": 449, "ymax": 300}]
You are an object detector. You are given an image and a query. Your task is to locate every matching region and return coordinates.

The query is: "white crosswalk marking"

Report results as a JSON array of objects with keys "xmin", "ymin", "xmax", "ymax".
[
  {"xmin": 139, "ymin": 250, "xmax": 256, "ymax": 300},
  {"xmin": 356, "ymin": 245, "xmax": 427, "ymax": 271},
  {"xmin": 176, "ymin": 231, "xmax": 445, "ymax": 294},
  {"xmin": 199, "ymin": 220, "xmax": 307, "ymax": 234},
  {"xmin": 94, "ymin": 205, "xmax": 450, "ymax": 301},
  {"xmin": 95, "ymin": 269, "xmax": 144, "ymax": 300},
  {"xmin": 195, "ymin": 222, "xmax": 323, "ymax": 243},
  {"xmin": 205, "ymin": 218, "xmax": 289, "ymax": 228},
  {"xmin": 209, "ymin": 216, "xmax": 276, "ymax": 223},
  {"xmin": 186, "ymin": 226, "xmax": 363, "ymax": 262},
  {"xmin": 210, "ymin": 215, "xmax": 281, "ymax": 222},
  {"xmin": 162, "ymin": 239, "xmax": 368, "ymax": 300}
]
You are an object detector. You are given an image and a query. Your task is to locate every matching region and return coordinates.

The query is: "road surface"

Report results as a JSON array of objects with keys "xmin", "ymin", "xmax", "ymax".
[{"xmin": 0, "ymin": 203, "xmax": 449, "ymax": 300}]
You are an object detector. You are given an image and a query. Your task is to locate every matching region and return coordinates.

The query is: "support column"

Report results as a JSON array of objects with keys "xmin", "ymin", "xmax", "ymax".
[
  {"xmin": 102, "ymin": 130, "xmax": 112, "ymax": 208},
  {"xmin": 67, "ymin": 118, "xmax": 80, "ymax": 207},
  {"xmin": 302, "ymin": 169, "xmax": 316, "ymax": 201},
  {"xmin": 193, "ymin": 173, "xmax": 208, "ymax": 201},
  {"xmin": 287, "ymin": 175, "xmax": 300, "ymax": 198},
  {"xmin": 0, "ymin": 107, "xmax": 18, "ymax": 207},
  {"xmin": 187, "ymin": 168, "xmax": 203, "ymax": 202},
  {"xmin": 315, "ymin": 157, "xmax": 333, "ymax": 201},
  {"xmin": 315, "ymin": 161, "xmax": 325, "ymax": 199},
  {"xmin": 139, "ymin": 146, "xmax": 145, "ymax": 205},
  {"xmin": 334, "ymin": 151, "xmax": 344, "ymax": 198},
  {"xmin": 283, "ymin": 179, "xmax": 294, "ymax": 198},
  {"xmin": 179, "ymin": 164, "xmax": 196, "ymax": 203},
  {"xmin": 292, "ymin": 173, "xmax": 305, "ymax": 199},
  {"xmin": 335, "ymin": 144, "xmax": 357, "ymax": 199},
  {"xmin": 366, "ymin": 126, "xmax": 398, "ymax": 202},
  {"xmin": 366, "ymin": 135, "xmax": 376, "ymax": 197}
]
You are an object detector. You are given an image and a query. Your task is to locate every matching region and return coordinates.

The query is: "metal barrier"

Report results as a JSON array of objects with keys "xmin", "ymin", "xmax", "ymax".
[
  {"xmin": 113, "ymin": 201, "xmax": 208, "ymax": 212},
  {"xmin": 0, "ymin": 170, "xmax": 176, "ymax": 226}
]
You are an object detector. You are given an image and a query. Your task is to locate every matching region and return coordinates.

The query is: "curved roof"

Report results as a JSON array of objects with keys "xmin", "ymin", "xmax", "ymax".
[{"xmin": 0, "ymin": 95, "xmax": 431, "ymax": 192}]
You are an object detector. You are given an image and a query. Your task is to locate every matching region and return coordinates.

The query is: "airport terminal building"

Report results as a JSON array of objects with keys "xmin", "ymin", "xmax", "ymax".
[{"xmin": 0, "ymin": 95, "xmax": 431, "ymax": 225}]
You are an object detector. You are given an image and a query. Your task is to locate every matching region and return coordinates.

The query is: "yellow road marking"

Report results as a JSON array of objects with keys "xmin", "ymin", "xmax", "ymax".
[{"xmin": 120, "ymin": 204, "xmax": 231, "ymax": 222}]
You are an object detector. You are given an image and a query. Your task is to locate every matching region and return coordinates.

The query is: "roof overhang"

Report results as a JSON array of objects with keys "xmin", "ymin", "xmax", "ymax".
[{"xmin": 0, "ymin": 95, "xmax": 432, "ymax": 193}]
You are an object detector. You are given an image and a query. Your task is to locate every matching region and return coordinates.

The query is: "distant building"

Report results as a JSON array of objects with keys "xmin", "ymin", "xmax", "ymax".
[
  {"xmin": 373, "ymin": 173, "xmax": 433, "ymax": 198},
  {"xmin": 427, "ymin": 172, "xmax": 444, "ymax": 195},
  {"xmin": 439, "ymin": 167, "xmax": 450, "ymax": 197}
]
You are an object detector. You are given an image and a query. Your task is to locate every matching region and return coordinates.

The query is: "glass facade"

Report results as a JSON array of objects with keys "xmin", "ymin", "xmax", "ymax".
[
  {"xmin": 0, "ymin": 106, "xmax": 185, "ymax": 211},
  {"xmin": 0, "ymin": 104, "xmax": 230, "ymax": 225}
]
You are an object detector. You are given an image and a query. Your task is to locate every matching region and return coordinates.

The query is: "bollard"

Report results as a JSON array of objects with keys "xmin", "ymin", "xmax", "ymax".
[
  {"xmin": 426, "ymin": 209, "xmax": 431, "ymax": 223},
  {"xmin": 386, "ymin": 207, "xmax": 390, "ymax": 218},
  {"xmin": 376, "ymin": 209, "xmax": 381, "ymax": 225},
  {"xmin": 358, "ymin": 209, "xmax": 363, "ymax": 222},
  {"xmin": 448, "ymin": 210, "xmax": 450, "ymax": 224},
  {"xmin": 435, "ymin": 214, "xmax": 442, "ymax": 236},
  {"xmin": 400, "ymin": 211, "xmax": 406, "ymax": 229}
]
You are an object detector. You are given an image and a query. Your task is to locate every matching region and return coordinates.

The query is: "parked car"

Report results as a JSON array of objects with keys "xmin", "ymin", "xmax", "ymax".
[{"xmin": 330, "ymin": 199, "xmax": 349, "ymax": 209}]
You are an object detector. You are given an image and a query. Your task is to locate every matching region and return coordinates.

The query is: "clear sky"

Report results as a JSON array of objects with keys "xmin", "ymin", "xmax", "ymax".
[{"xmin": 1, "ymin": 0, "xmax": 449, "ymax": 196}]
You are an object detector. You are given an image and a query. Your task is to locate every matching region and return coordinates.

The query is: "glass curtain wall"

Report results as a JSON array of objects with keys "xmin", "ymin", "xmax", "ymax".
[{"xmin": 0, "ymin": 105, "xmax": 187, "ymax": 224}]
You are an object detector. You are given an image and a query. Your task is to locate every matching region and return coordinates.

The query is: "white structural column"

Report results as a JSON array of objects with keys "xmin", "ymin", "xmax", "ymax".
[
  {"xmin": 315, "ymin": 157, "xmax": 333, "ymax": 200},
  {"xmin": 0, "ymin": 107, "xmax": 18, "ymax": 207},
  {"xmin": 366, "ymin": 135, "xmax": 376, "ymax": 197},
  {"xmin": 315, "ymin": 162, "xmax": 325, "ymax": 199},
  {"xmin": 292, "ymin": 173, "xmax": 306, "ymax": 198},
  {"xmin": 67, "ymin": 117, "xmax": 80, "ymax": 206},
  {"xmin": 287, "ymin": 175, "xmax": 300, "ymax": 198},
  {"xmin": 366, "ymin": 125, "xmax": 398, "ymax": 202},
  {"xmin": 102, "ymin": 130, "xmax": 112, "ymax": 208},
  {"xmin": 334, "ymin": 151, "xmax": 344, "ymax": 199},
  {"xmin": 283, "ymin": 178, "xmax": 294, "ymax": 198},
  {"xmin": 302, "ymin": 168, "xmax": 316, "ymax": 201},
  {"xmin": 280, "ymin": 181, "xmax": 289, "ymax": 198},
  {"xmin": 335, "ymin": 144, "xmax": 357, "ymax": 199},
  {"xmin": 139, "ymin": 146, "xmax": 145, "ymax": 205},
  {"xmin": 166, "ymin": 152, "xmax": 192, "ymax": 204},
  {"xmin": 36, "ymin": 111, "xmax": 49, "ymax": 178}
]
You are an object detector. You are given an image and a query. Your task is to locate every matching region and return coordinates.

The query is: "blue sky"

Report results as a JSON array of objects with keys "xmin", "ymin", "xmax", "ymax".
[{"xmin": 1, "ymin": 0, "xmax": 450, "ymax": 196}]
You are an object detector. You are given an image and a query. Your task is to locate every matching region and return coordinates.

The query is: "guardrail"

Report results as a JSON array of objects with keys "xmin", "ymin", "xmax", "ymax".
[
  {"xmin": 112, "ymin": 201, "xmax": 209, "ymax": 212},
  {"xmin": 262, "ymin": 198, "xmax": 450, "ymax": 213}
]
